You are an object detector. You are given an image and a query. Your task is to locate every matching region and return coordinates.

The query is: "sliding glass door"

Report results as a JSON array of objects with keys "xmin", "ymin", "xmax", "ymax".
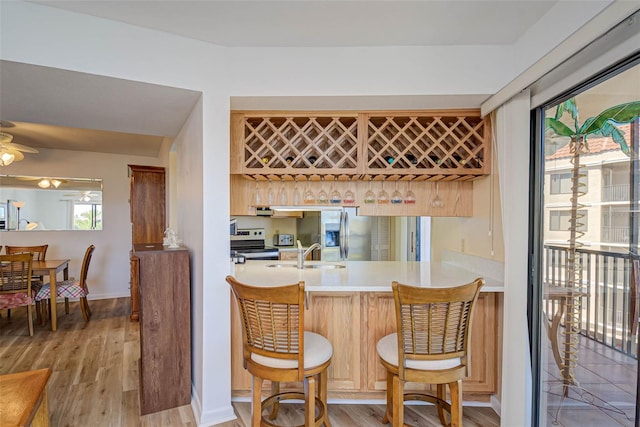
[{"xmin": 532, "ymin": 61, "xmax": 640, "ymax": 426}]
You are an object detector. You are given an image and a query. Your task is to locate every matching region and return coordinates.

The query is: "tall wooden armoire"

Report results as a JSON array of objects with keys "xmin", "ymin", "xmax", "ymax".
[{"xmin": 128, "ymin": 164, "xmax": 166, "ymax": 321}]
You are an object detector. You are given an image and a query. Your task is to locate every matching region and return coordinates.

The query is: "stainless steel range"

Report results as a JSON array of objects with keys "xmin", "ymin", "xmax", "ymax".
[{"xmin": 230, "ymin": 228, "xmax": 279, "ymax": 260}]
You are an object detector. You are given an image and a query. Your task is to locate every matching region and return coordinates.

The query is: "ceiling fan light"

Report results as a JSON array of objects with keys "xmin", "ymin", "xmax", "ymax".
[
  {"xmin": 0, "ymin": 151, "xmax": 15, "ymax": 166},
  {"xmin": 51, "ymin": 179, "xmax": 62, "ymax": 188},
  {"xmin": 38, "ymin": 178, "xmax": 51, "ymax": 188}
]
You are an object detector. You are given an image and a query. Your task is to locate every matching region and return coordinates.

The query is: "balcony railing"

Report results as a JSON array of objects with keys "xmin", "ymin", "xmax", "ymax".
[
  {"xmin": 544, "ymin": 244, "xmax": 640, "ymax": 358},
  {"xmin": 602, "ymin": 225, "xmax": 630, "ymax": 243},
  {"xmin": 602, "ymin": 184, "xmax": 630, "ymax": 202}
]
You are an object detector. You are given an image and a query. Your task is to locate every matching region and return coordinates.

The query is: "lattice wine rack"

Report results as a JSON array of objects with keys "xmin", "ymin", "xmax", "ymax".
[
  {"xmin": 231, "ymin": 111, "xmax": 491, "ymax": 182},
  {"xmin": 365, "ymin": 112, "xmax": 490, "ymax": 179},
  {"xmin": 239, "ymin": 114, "xmax": 360, "ymax": 174}
]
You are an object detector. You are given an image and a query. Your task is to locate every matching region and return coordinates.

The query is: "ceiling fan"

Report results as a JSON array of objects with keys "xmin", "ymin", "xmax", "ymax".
[
  {"xmin": 0, "ymin": 131, "xmax": 39, "ymax": 166},
  {"xmin": 63, "ymin": 191, "xmax": 100, "ymax": 202}
]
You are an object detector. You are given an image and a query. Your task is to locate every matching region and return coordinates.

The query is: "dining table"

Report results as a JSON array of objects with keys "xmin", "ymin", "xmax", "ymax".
[{"xmin": 32, "ymin": 259, "xmax": 70, "ymax": 331}]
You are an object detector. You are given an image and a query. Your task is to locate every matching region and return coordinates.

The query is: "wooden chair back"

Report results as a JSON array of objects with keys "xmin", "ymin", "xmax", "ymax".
[
  {"xmin": 78, "ymin": 245, "xmax": 96, "ymax": 294},
  {"xmin": 0, "ymin": 253, "xmax": 34, "ymax": 296},
  {"xmin": 226, "ymin": 275, "xmax": 305, "ymax": 381},
  {"xmin": 5, "ymin": 245, "xmax": 48, "ymax": 260},
  {"xmin": 392, "ymin": 278, "xmax": 484, "ymax": 379}
]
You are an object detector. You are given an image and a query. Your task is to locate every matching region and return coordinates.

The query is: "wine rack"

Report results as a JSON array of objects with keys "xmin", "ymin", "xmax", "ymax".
[
  {"xmin": 231, "ymin": 110, "xmax": 491, "ymax": 182},
  {"xmin": 235, "ymin": 113, "xmax": 360, "ymax": 174},
  {"xmin": 365, "ymin": 111, "xmax": 490, "ymax": 178}
]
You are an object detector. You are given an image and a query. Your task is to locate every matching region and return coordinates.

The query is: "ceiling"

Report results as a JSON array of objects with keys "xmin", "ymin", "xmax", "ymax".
[
  {"xmin": 29, "ymin": 1, "xmax": 557, "ymax": 48},
  {"xmin": 3, "ymin": 0, "xmax": 630, "ymax": 158}
]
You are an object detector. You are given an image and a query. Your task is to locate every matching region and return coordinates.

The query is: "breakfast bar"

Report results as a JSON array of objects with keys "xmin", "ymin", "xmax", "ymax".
[{"xmin": 230, "ymin": 260, "xmax": 504, "ymax": 402}]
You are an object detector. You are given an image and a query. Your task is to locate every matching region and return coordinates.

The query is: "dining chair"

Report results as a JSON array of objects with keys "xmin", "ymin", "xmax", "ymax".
[
  {"xmin": 377, "ymin": 278, "xmax": 484, "ymax": 427},
  {"xmin": 0, "ymin": 253, "xmax": 36, "ymax": 336},
  {"xmin": 227, "ymin": 275, "xmax": 333, "ymax": 427},
  {"xmin": 35, "ymin": 245, "xmax": 95, "ymax": 322},
  {"xmin": 4, "ymin": 245, "xmax": 47, "ymax": 323}
]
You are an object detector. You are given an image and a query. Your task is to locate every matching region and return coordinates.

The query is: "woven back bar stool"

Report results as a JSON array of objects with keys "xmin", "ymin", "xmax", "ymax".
[
  {"xmin": 227, "ymin": 275, "xmax": 333, "ymax": 427},
  {"xmin": 377, "ymin": 278, "xmax": 484, "ymax": 427}
]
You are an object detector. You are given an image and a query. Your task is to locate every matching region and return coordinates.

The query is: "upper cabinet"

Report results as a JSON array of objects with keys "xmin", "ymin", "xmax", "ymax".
[
  {"xmin": 364, "ymin": 111, "xmax": 490, "ymax": 178},
  {"xmin": 231, "ymin": 110, "xmax": 490, "ymax": 180}
]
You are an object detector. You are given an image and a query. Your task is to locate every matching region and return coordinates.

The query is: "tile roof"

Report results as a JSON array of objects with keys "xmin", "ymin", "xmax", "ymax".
[{"xmin": 545, "ymin": 123, "xmax": 632, "ymax": 160}]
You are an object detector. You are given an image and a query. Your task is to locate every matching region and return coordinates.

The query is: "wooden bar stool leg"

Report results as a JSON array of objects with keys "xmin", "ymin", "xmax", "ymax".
[
  {"xmin": 382, "ymin": 370, "xmax": 392, "ymax": 424},
  {"xmin": 436, "ymin": 383, "xmax": 448, "ymax": 425},
  {"xmin": 392, "ymin": 375, "xmax": 404, "ymax": 427},
  {"xmin": 319, "ymin": 368, "xmax": 331, "ymax": 427},
  {"xmin": 304, "ymin": 375, "xmax": 316, "ymax": 427},
  {"xmin": 65, "ymin": 297, "xmax": 70, "ymax": 314},
  {"xmin": 450, "ymin": 380, "xmax": 462, "ymax": 427},
  {"xmin": 268, "ymin": 381, "xmax": 280, "ymax": 420},
  {"xmin": 251, "ymin": 376, "xmax": 262, "ymax": 427}
]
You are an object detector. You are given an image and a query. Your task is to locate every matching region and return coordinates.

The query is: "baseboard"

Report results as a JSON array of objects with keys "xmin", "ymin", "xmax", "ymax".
[
  {"xmin": 193, "ymin": 384, "xmax": 236, "ymax": 426},
  {"xmin": 490, "ymin": 394, "xmax": 501, "ymax": 415}
]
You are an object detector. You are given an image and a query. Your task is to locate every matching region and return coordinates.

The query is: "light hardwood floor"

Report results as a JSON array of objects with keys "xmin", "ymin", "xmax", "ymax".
[{"xmin": 0, "ymin": 298, "xmax": 500, "ymax": 426}]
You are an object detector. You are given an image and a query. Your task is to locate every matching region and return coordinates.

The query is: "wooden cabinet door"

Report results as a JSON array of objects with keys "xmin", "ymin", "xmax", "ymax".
[
  {"xmin": 129, "ymin": 165, "xmax": 166, "ymax": 244},
  {"xmin": 305, "ymin": 292, "xmax": 362, "ymax": 392},
  {"xmin": 462, "ymin": 293, "xmax": 498, "ymax": 394}
]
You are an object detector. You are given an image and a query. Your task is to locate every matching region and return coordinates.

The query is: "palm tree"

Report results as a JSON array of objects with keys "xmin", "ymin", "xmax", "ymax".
[{"xmin": 545, "ymin": 99, "xmax": 640, "ymax": 391}]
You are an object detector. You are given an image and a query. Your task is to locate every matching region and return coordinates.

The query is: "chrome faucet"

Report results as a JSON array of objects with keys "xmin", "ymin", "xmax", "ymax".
[{"xmin": 297, "ymin": 240, "xmax": 321, "ymax": 269}]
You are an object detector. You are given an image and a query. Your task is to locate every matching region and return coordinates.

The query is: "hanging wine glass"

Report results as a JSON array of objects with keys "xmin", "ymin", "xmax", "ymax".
[
  {"xmin": 364, "ymin": 178, "xmax": 376, "ymax": 204},
  {"xmin": 292, "ymin": 178, "xmax": 302, "ymax": 205},
  {"xmin": 391, "ymin": 180, "xmax": 403, "ymax": 204},
  {"xmin": 404, "ymin": 180, "xmax": 416, "ymax": 204},
  {"xmin": 377, "ymin": 180, "xmax": 389, "ymax": 204},
  {"xmin": 278, "ymin": 180, "xmax": 288, "ymax": 205},
  {"xmin": 303, "ymin": 179, "xmax": 316, "ymax": 205},
  {"xmin": 252, "ymin": 180, "xmax": 263, "ymax": 206},
  {"xmin": 343, "ymin": 177, "xmax": 355, "ymax": 205},
  {"xmin": 317, "ymin": 177, "xmax": 329, "ymax": 204},
  {"xmin": 329, "ymin": 177, "xmax": 342, "ymax": 204},
  {"xmin": 267, "ymin": 180, "xmax": 276, "ymax": 205},
  {"xmin": 431, "ymin": 182, "xmax": 445, "ymax": 208}
]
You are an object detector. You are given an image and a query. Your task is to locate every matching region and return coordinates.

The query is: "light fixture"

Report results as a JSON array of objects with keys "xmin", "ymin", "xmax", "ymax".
[
  {"xmin": 0, "ymin": 131, "xmax": 39, "ymax": 166},
  {"xmin": 0, "ymin": 151, "xmax": 15, "ymax": 166},
  {"xmin": 37, "ymin": 177, "xmax": 64, "ymax": 189},
  {"xmin": 12, "ymin": 201, "xmax": 25, "ymax": 230},
  {"xmin": 19, "ymin": 219, "xmax": 39, "ymax": 230}
]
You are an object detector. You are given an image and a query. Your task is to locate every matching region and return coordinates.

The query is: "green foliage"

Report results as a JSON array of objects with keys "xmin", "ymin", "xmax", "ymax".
[{"xmin": 546, "ymin": 98, "xmax": 640, "ymax": 156}]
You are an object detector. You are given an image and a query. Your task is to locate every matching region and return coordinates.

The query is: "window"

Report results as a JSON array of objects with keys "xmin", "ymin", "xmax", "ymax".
[
  {"xmin": 73, "ymin": 203, "xmax": 102, "ymax": 230},
  {"xmin": 549, "ymin": 209, "xmax": 587, "ymax": 232},
  {"xmin": 550, "ymin": 172, "xmax": 587, "ymax": 194}
]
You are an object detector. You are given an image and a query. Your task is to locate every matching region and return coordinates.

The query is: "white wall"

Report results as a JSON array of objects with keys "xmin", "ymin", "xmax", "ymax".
[{"xmin": 0, "ymin": 147, "xmax": 164, "ymax": 299}]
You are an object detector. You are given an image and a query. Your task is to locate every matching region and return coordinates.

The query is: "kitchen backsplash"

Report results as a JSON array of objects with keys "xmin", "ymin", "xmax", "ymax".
[{"xmin": 441, "ymin": 249, "xmax": 504, "ymax": 282}]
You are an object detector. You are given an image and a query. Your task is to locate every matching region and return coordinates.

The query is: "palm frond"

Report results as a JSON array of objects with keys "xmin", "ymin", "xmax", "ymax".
[
  {"xmin": 581, "ymin": 102, "xmax": 640, "ymax": 135},
  {"xmin": 545, "ymin": 117, "xmax": 574, "ymax": 137}
]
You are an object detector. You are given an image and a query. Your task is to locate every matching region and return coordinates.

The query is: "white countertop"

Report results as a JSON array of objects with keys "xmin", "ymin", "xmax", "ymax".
[{"xmin": 230, "ymin": 260, "xmax": 504, "ymax": 292}]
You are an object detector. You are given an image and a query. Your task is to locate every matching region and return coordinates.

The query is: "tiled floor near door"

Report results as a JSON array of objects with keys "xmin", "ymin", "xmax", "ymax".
[{"xmin": 542, "ymin": 333, "xmax": 637, "ymax": 426}]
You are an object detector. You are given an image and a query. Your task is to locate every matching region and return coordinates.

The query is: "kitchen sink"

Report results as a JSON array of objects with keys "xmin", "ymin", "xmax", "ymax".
[{"xmin": 266, "ymin": 264, "xmax": 346, "ymax": 269}]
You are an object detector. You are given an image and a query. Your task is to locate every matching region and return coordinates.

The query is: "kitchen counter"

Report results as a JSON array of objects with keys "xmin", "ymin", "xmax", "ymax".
[{"xmin": 231, "ymin": 260, "xmax": 504, "ymax": 292}]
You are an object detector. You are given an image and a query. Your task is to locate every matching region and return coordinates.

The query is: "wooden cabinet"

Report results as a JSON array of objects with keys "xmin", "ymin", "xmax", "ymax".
[
  {"xmin": 134, "ymin": 244, "xmax": 191, "ymax": 415},
  {"xmin": 231, "ymin": 291, "xmax": 500, "ymax": 401},
  {"xmin": 231, "ymin": 110, "xmax": 490, "ymax": 180},
  {"xmin": 128, "ymin": 165, "xmax": 166, "ymax": 321},
  {"xmin": 230, "ymin": 110, "xmax": 488, "ymax": 217},
  {"xmin": 129, "ymin": 165, "xmax": 166, "ymax": 245}
]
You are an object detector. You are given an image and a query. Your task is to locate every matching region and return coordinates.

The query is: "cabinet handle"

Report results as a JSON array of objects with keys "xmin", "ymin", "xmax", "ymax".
[{"xmin": 305, "ymin": 291, "xmax": 309, "ymax": 310}]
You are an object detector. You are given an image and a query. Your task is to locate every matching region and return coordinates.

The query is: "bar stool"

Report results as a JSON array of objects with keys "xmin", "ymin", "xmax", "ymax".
[
  {"xmin": 377, "ymin": 278, "xmax": 484, "ymax": 427},
  {"xmin": 227, "ymin": 275, "xmax": 333, "ymax": 427}
]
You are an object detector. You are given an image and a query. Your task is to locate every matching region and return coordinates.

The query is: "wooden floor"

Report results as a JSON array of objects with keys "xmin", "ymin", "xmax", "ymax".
[{"xmin": 0, "ymin": 297, "xmax": 500, "ymax": 426}]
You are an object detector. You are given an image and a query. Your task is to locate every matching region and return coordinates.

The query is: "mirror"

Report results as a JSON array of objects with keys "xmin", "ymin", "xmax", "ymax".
[{"xmin": 0, "ymin": 174, "xmax": 103, "ymax": 231}]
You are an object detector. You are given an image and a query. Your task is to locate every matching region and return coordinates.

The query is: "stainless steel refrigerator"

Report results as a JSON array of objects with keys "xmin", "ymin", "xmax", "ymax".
[{"xmin": 296, "ymin": 207, "xmax": 420, "ymax": 261}]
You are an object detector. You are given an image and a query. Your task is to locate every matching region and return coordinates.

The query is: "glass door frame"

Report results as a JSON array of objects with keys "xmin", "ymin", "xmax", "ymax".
[{"xmin": 528, "ymin": 54, "xmax": 640, "ymax": 427}]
